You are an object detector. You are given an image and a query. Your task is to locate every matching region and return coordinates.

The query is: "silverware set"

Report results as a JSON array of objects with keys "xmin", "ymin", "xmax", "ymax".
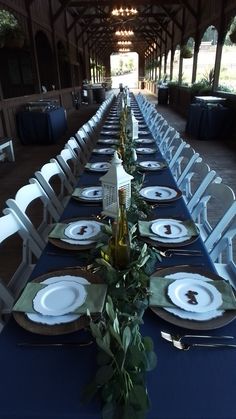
[
  {"xmin": 161, "ymin": 331, "xmax": 236, "ymax": 350},
  {"xmin": 18, "ymin": 340, "xmax": 93, "ymax": 348},
  {"xmin": 158, "ymin": 249, "xmax": 202, "ymax": 257}
]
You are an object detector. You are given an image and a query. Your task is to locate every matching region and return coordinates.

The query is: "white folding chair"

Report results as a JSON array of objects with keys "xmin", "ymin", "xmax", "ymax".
[
  {"xmin": 191, "ymin": 180, "xmax": 236, "ymax": 242},
  {"xmin": 74, "ymin": 132, "xmax": 91, "ymax": 160},
  {"xmin": 6, "ymin": 178, "xmax": 60, "ymax": 250},
  {"xmin": 34, "ymin": 160, "xmax": 73, "ymax": 214},
  {"xmin": 54, "ymin": 146, "xmax": 81, "ymax": 187},
  {"xmin": 205, "ymin": 201, "xmax": 236, "ymax": 285},
  {"xmin": 171, "ymin": 146, "xmax": 202, "ymax": 182},
  {"xmin": 163, "ymin": 138, "xmax": 187, "ymax": 170},
  {"xmin": 0, "ymin": 208, "xmax": 42, "ymax": 328},
  {"xmin": 65, "ymin": 138, "xmax": 87, "ymax": 169}
]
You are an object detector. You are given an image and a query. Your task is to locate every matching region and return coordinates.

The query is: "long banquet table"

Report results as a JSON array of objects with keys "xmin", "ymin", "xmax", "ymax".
[{"xmin": 1, "ymin": 94, "xmax": 236, "ymax": 419}]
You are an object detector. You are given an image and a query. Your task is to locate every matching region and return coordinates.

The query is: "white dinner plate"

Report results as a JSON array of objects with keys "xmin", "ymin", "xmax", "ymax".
[
  {"xmin": 139, "ymin": 161, "xmax": 165, "ymax": 170},
  {"xmin": 167, "ymin": 278, "xmax": 223, "ymax": 313},
  {"xmin": 98, "ymin": 139, "xmax": 119, "ymax": 145},
  {"xmin": 139, "ymin": 130, "xmax": 150, "ymax": 135},
  {"xmin": 26, "ymin": 275, "xmax": 89, "ymax": 325},
  {"xmin": 139, "ymin": 186, "xmax": 178, "ymax": 201},
  {"xmin": 93, "ymin": 148, "xmax": 114, "ymax": 154},
  {"xmin": 136, "ymin": 147, "xmax": 156, "ymax": 154},
  {"xmin": 101, "ymin": 131, "xmax": 119, "ymax": 135},
  {"xmin": 135, "ymin": 139, "xmax": 155, "ymax": 144},
  {"xmin": 150, "ymin": 219, "xmax": 188, "ymax": 239},
  {"xmin": 64, "ymin": 220, "xmax": 101, "ymax": 240},
  {"xmin": 33, "ymin": 280, "xmax": 87, "ymax": 316},
  {"xmin": 88, "ymin": 162, "xmax": 111, "ymax": 171},
  {"xmin": 103, "ymin": 124, "xmax": 119, "ymax": 129},
  {"xmin": 80, "ymin": 186, "xmax": 103, "ymax": 200}
]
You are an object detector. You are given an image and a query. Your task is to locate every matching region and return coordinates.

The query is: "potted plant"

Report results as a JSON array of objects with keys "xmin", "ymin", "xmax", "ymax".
[
  {"xmin": 0, "ymin": 9, "xmax": 25, "ymax": 48},
  {"xmin": 180, "ymin": 45, "xmax": 193, "ymax": 59}
]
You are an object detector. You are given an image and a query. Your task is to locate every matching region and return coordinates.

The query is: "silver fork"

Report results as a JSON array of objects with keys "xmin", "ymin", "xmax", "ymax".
[
  {"xmin": 159, "ymin": 249, "xmax": 202, "ymax": 257},
  {"xmin": 161, "ymin": 331, "xmax": 233, "ymax": 343},
  {"xmin": 172, "ymin": 340, "xmax": 236, "ymax": 351}
]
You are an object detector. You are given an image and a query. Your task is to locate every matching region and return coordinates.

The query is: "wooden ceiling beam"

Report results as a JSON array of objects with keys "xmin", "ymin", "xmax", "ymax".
[
  {"xmin": 180, "ymin": 0, "xmax": 198, "ymax": 19},
  {"xmin": 68, "ymin": 0, "xmax": 183, "ymax": 6},
  {"xmin": 160, "ymin": 5, "xmax": 182, "ymax": 31},
  {"xmin": 53, "ymin": 0, "xmax": 72, "ymax": 22},
  {"xmin": 67, "ymin": 7, "xmax": 86, "ymax": 33}
]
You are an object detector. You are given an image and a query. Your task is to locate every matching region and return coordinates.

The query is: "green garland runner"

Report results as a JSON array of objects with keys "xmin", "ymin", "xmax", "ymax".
[{"xmin": 83, "ymin": 98, "xmax": 160, "ymax": 418}]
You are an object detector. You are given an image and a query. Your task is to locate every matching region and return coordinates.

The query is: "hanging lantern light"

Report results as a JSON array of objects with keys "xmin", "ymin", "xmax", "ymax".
[{"xmin": 100, "ymin": 151, "xmax": 133, "ymax": 218}]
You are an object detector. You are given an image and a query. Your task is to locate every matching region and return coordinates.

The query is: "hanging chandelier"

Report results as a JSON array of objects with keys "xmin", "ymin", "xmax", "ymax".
[
  {"xmin": 117, "ymin": 40, "xmax": 132, "ymax": 45},
  {"xmin": 112, "ymin": 7, "xmax": 138, "ymax": 17},
  {"xmin": 115, "ymin": 30, "xmax": 134, "ymax": 36},
  {"xmin": 118, "ymin": 48, "xmax": 131, "ymax": 52}
]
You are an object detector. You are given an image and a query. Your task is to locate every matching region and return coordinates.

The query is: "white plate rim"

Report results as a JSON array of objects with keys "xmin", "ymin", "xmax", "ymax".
[
  {"xmin": 80, "ymin": 186, "xmax": 103, "ymax": 200},
  {"xmin": 150, "ymin": 219, "xmax": 188, "ymax": 239},
  {"xmin": 140, "ymin": 186, "xmax": 177, "ymax": 200},
  {"xmin": 33, "ymin": 280, "xmax": 87, "ymax": 316},
  {"xmin": 64, "ymin": 220, "xmax": 101, "ymax": 240},
  {"xmin": 26, "ymin": 275, "xmax": 89, "ymax": 324},
  {"xmin": 167, "ymin": 278, "xmax": 223, "ymax": 313}
]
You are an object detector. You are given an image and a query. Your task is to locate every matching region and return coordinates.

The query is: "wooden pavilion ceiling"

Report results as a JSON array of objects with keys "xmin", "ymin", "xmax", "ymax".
[{"xmin": 55, "ymin": 0, "xmax": 196, "ymax": 55}]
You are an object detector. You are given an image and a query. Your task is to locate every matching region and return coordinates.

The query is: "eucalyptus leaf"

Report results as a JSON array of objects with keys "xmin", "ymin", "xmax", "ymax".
[
  {"xmin": 90, "ymin": 321, "xmax": 102, "ymax": 340},
  {"xmin": 113, "ymin": 315, "xmax": 120, "ymax": 334},
  {"xmin": 142, "ymin": 336, "xmax": 154, "ymax": 352},
  {"xmin": 129, "ymin": 384, "xmax": 150, "ymax": 411},
  {"xmin": 106, "ymin": 298, "xmax": 116, "ymax": 321},
  {"xmin": 96, "ymin": 338, "xmax": 114, "ymax": 358},
  {"xmin": 144, "ymin": 350, "xmax": 157, "ymax": 371},
  {"xmin": 102, "ymin": 401, "xmax": 115, "ymax": 419},
  {"xmin": 96, "ymin": 365, "xmax": 114, "ymax": 386},
  {"xmin": 122, "ymin": 326, "xmax": 131, "ymax": 352},
  {"xmin": 97, "ymin": 350, "xmax": 112, "ymax": 366},
  {"xmin": 109, "ymin": 324, "xmax": 122, "ymax": 346},
  {"xmin": 104, "ymin": 331, "xmax": 111, "ymax": 349}
]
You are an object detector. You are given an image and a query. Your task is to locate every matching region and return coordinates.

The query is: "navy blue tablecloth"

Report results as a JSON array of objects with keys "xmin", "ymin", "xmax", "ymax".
[
  {"xmin": 1, "ymin": 96, "xmax": 236, "ymax": 419},
  {"xmin": 17, "ymin": 107, "xmax": 67, "ymax": 145},
  {"xmin": 185, "ymin": 103, "xmax": 233, "ymax": 141}
]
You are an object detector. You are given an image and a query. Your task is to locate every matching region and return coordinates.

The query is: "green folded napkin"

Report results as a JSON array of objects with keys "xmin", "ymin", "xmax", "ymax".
[
  {"xmin": 48, "ymin": 222, "xmax": 104, "ymax": 241},
  {"xmin": 138, "ymin": 219, "xmax": 198, "ymax": 240},
  {"xmin": 13, "ymin": 282, "xmax": 107, "ymax": 314},
  {"xmin": 149, "ymin": 276, "xmax": 236, "ymax": 310}
]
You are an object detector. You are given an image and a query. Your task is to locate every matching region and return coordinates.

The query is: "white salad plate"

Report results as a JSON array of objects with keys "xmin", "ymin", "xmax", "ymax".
[
  {"xmin": 64, "ymin": 220, "xmax": 101, "ymax": 240},
  {"xmin": 33, "ymin": 280, "xmax": 87, "ymax": 316},
  {"xmin": 135, "ymin": 139, "xmax": 155, "ymax": 144},
  {"xmin": 93, "ymin": 148, "xmax": 114, "ymax": 154},
  {"xmin": 140, "ymin": 186, "xmax": 178, "ymax": 201},
  {"xmin": 80, "ymin": 186, "xmax": 103, "ymax": 200},
  {"xmin": 101, "ymin": 131, "xmax": 119, "ymax": 135},
  {"xmin": 98, "ymin": 139, "xmax": 119, "ymax": 145},
  {"xmin": 136, "ymin": 148, "xmax": 156, "ymax": 154},
  {"xmin": 139, "ymin": 130, "xmax": 150, "ymax": 135},
  {"xmin": 27, "ymin": 275, "xmax": 89, "ymax": 325},
  {"xmin": 103, "ymin": 125, "xmax": 119, "ymax": 129},
  {"xmin": 151, "ymin": 219, "xmax": 188, "ymax": 239},
  {"xmin": 139, "ymin": 161, "xmax": 165, "ymax": 170},
  {"xmin": 164, "ymin": 272, "xmax": 224, "ymax": 321},
  {"xmin": 88, "ymin": 162, "xmax": 111, "ymax": 171},
  {"xmin": 168, "ymin": 278, "xmax": 223, "ymax": 313}
]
